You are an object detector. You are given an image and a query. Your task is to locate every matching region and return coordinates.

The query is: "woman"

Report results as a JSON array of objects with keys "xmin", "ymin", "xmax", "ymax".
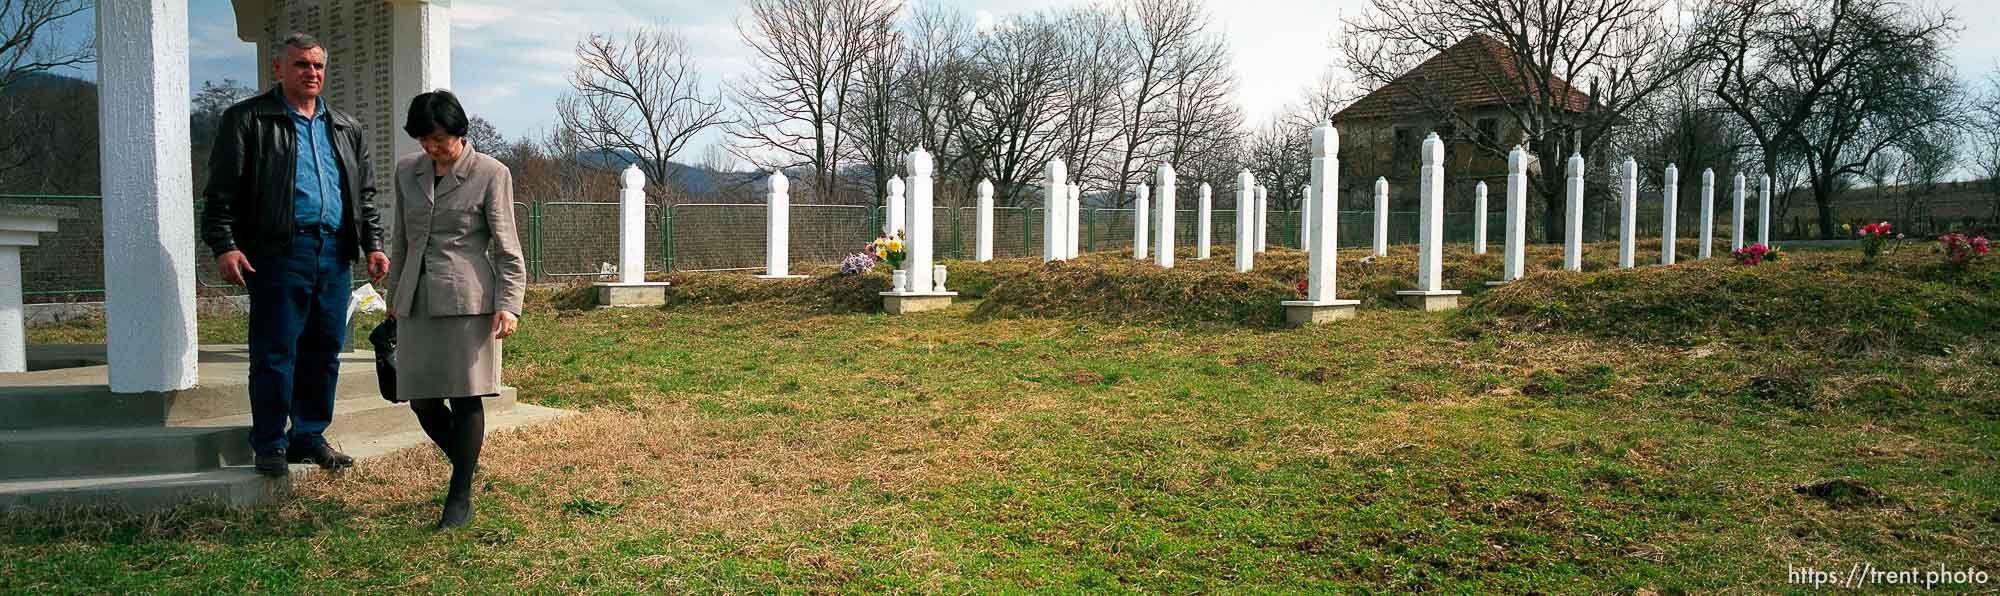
[{"xmin": 386, "ymin": 90, "xmax": 526, "ymax": 530}]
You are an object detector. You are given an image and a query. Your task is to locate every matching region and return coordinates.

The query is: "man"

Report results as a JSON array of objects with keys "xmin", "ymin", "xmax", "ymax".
[{"xmin": 201, "ymin": 33, "xmax": 391, "ymax": 477}]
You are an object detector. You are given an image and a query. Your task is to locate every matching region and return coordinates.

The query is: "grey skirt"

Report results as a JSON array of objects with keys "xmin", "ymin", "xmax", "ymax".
[{"xmin": 396, "ymin": 280, "xmax": 503, "ymax": 400}]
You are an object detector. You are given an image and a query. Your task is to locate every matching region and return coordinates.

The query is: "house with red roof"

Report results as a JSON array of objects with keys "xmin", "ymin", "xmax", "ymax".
[{"xmin": 1333, "ymin": 33, "xmax": 1600, "ymax": 220}]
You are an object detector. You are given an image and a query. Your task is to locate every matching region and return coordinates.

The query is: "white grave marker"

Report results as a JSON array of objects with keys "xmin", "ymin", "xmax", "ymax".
[{"xmin": 1398, "ymin": 133, "xmax": 1461, "ymax": 310}]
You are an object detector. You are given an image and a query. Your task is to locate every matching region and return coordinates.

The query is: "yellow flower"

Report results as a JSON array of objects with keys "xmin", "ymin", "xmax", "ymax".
[
  {"xmin": 888, "ymin": 240, "xmax": 903, "ymax": 252},
  {"xmin": 1841, "ymin": 223, "xmax": 1851, "ymax": 231}
]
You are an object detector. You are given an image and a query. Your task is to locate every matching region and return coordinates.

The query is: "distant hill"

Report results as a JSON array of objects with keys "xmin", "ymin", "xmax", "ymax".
[
  {"xmin": 569, "ymin": 148, "xmax": 747, "ymax": 195},
  {"xmin": 0, "ymin": 72, "xmax": 92, "ymax": 96}
]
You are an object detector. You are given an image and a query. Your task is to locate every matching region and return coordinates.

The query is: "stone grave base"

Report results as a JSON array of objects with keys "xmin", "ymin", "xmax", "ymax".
[
  {"xmin": 1279, "ymin": 299, "xmax": 1361, "ymax": 327},
  {"xmin": 593, "ymin": 282, "xmax": 670, "ymax": 308},
  {"xmin": 880, "ymin": 291, "xmax": 957, "ymax": 315},
  {"xmin": 1395, "ymin": 290, "xmax": 1463, "ymax": 312}
]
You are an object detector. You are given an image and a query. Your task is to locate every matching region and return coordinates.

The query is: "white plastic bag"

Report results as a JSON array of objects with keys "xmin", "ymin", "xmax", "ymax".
[{"xmin": 348, "ymin": 283, "xmax": 386, "ymax": 324}]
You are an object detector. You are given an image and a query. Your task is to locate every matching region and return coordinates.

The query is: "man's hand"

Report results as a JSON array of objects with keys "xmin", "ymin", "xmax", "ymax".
[
  {"xmin": 217, "ymin": 250, "xmax": 256, "ymax": 286},
  {"xmin": 492, "ymin": 311, "xmax": 519, "ymax": 339},
  {"xmin": 367, "ymin": 251, "xmax": 390, "ymax": 283}
]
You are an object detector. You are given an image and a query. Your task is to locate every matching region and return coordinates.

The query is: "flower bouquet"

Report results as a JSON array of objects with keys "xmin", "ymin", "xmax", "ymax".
[
  {"xmin": 838, "ymin": 251, "xmax": 875, "ymax": 275},
  {"xmin": 867, "ymin": 231, "xmax": 907, "ymax": 272},
  {"xmin": 1937, "ymin": 233, "xmax": 1990, "ymax": 268},
  {"xmin": 1851, "ymin": 221, "xmax": 1892, "ymax": 263},
  {"xmin": 1732, "ymin": 243, "xmax": 1781, "ymax": 266}
]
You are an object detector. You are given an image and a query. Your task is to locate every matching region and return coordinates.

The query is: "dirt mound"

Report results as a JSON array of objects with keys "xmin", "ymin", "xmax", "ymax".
[{"xmin": 1460, "ymin": 257, "xmax": 1998, "ymax": 354}]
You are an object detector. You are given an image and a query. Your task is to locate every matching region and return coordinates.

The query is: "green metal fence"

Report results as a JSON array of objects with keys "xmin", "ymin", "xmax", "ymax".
[{"xmin": 1, "ymin": 193, "xmax": 1860, "ymax": 300}]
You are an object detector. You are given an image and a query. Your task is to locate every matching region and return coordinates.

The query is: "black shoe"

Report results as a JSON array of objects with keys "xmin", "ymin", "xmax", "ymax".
[
  {"xmin": 436, "ymin": 497, "xmax": 474, "ymax": 531},
  {"xmin": 286, "ymin": 442, "xmax": 356, "ymax": 470},
  {"xmin": 255, "ymin": 450, "xmax": 290, "ymax": 477}
]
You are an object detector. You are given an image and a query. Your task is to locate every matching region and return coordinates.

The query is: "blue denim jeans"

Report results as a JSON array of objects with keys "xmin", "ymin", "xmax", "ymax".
[{"xmin": 245, "ymin": 230, "xmax": 351, "ymax": 455}]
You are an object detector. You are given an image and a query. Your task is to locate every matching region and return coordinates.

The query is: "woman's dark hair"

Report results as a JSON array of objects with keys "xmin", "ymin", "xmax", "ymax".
[{"xmin": 403, "ymin": 89, "xmax": 469, "ymax": 139}]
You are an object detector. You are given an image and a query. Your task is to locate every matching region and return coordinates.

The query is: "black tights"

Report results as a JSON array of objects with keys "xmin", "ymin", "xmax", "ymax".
[{"xmin": 409, "ymin": 397, "xmax": 485, "ymax": 504}]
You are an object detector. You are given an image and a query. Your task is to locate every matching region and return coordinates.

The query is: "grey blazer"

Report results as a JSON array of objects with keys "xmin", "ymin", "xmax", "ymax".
[{"xmin": 388, "ymin": 148, "xmax": 527, "ymax": 317}]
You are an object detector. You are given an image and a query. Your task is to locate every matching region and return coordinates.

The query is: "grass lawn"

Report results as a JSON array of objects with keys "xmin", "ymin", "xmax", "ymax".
[{"xmin": 4, "ymin": 242, "xmax": 1997, "ymax": 592}]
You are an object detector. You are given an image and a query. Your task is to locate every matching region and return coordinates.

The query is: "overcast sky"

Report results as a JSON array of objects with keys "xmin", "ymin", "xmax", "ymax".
[{"xmin": 142, "ymin": 0, "xmax": 2000, "ymax": 166}]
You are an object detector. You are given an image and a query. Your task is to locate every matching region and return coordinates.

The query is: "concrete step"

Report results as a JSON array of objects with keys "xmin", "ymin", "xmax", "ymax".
[
  {"xmin": 0, "ymin": 345, "xmax": 384, "ymax": 429},
  {"xmin": 0, "ymin": 467, "xmax": 289, "ymax": 513},
  {"xmin": 0, "ymin": 402, "xmax": 572, "ymax": 513},
  {"xmin": 0, "ymin": 388, "xmax": 516, "ymax": 482},
  {"xmin": 0, "ymin": 425, "xmax": 252, "ymax": 481}
]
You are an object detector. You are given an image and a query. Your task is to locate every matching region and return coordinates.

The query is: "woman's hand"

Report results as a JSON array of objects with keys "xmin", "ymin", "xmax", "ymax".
[{"xmin": 492, "ymin": 311, "xmax": 518, "ymax": 339}]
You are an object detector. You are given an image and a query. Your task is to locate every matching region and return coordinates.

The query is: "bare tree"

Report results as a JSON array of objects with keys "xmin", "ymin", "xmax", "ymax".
[
  {"xmin": 0, "ymin": 0, "xmax": 92, "ymax": 185},
  {"xmin": 511, "ymin": 127, "xmax": 616, "ymax": 204},
  {"xmin": 1108, "ymin": 0, "xmax": 1228, "ymax": 207},
  {"xmin": 1246, "ymin": 109, "xmax": 1310, "ymax": 215},
  {"xmin": 1158, "ymin": 32, "xmax": 1240, "ymax": 179},
  {"xmin": 1630, "ymin": 75, "xmax": 1746, "ymax": 216},
  {"xmin": 843, "ymin": 17, "xmax": 905, "ymax": 207},
  {"xmin": 1710, "ymin": 0, "xmax": 1959, "ymax": 238},
  {"xmin": 968, "ymin": 13, "xmax": 1069, "ymax": 207},
  {"xmin": 730, "ymin": 0, "xmax": 903, "ymax": 204},
  {"xmin": 1052, "ymin": 6, "xmax": 1128, "ymax": 203},
  {"xmin": 1899, "ymin": 122, "xmax": 1959, "ymax": 229},
  {"xmin": 466, "ymin": 115, "xmax": 507, "ymax": 160},
  {"xmin": 896, "ymin": 4, "xmax": 982, "ymax": 205},
  {"xmin": 1976, "ymin": 69, "xmax": 2000, "ymax": 221},
  {"xmin": 558, "ymin": 29, "xmax": 732, "ymax": 201},
  {"xmin": 190, "ymin": 79, "xmax": 254, "ymax": 193},
  {"xmin": 1299, "ymin": 65, "xmax": 1361, "ymax": 127},
  {"xmin": 1345, "ymin": 0, "xmax": 1717, "ymax": 241}
]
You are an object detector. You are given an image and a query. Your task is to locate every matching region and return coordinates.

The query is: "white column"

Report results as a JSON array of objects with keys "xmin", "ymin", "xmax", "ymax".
[
  {"xmin": 1564, "ymin": 153, "xmax": 1584, "ymax": 272},
  {"xmin": 1373, "ymin": 177, "xmax": 1389, "ymax": 257},
  {"xmin": 975, "ymin": 178, "xmax": 994, "ymax": 262},
  {"xmin": 1620, "ymin": 158, "xmax": 1637, "ymax": 268},
  {"xmin": 98, "ymin": 1, "xmax": 197, "ymax": 392},
  {"xmin": 1197, "ymin": 183, "xmax": 1212, "ymax": 260},
  {"xmin": 759, "ymin": 171, "xmax": 795, "ymax": 278},
  {"xmin": 0, "ymin": 211, "xmax": 64, "ymax": 372},
  {"xmin": 1235, "ymin": 171, "xmax": 1255, "ymax": 272},
  {"xmin": 1473, "ymin": 181, "xmax": 1489, "ymax": 254},
  {"xmin": 390, "ymin": 0, "xmax": 453, "ymax": 163},
  {"xmin": 0, "ymin": 246, "xmax": 21, "ymax": 372},
  {"xmin": 1732, "ymin": 173, "xmax": 1747, "ymax": 251},
  {"xmin": 1042, "ymin": 161, "xmax": 1065, "ymax": 262},
  {"xmin": 1298, "ymin": 189, "xmax": 1311, "ymax": 250},
  {"xmin": 1156, "ymin": 164, "xmax": 1176, "ymax": 268},
  {"xmin": 613, "ymin": 166, "xmax": 645, "ymax": 283},
  {"xmin": 1305, "ymin": 124, "xmax": 1346, "ymax": 302},
  {"xmin": 1699, "ymin": 168, "xmax": 1716, "ymax": 260},
  {"xmin": 1134, "ymin": 183, "xmax": 1150, "ymax": 259},
  {"xmin": 1068, "ymin": 184, "xmax": 1082, "ymax": 258},
  {"xmin": 885, "ymin": 176, "xmax": 906, "ymax": 238},
  {"xmin": 1662, "ymin": 163, "xmax": 1679, "ymax": 265},
  {"xmin": 1255, "ymin": 185, "xmax": 1269, "ymax": 253},
  {"xmin": 1758, "ymin": 175, "xmax": 1772, "ymax": 246},
  {"xmin": 1418, "ymin": 133, "xmax": 1447, "ymax": 290},
  {"xmin": 906, "ymin": 148, "xmax": 935, "ymax": 292},
  {"xmin": 1502, "ymin": 147, "xmax": 1528, "ymax": 282}
]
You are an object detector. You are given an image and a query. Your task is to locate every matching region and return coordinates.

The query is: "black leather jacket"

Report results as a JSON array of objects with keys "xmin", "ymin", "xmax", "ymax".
[{"xmin": 200, "ymin": 86, "xmax": 384, "ymax": 262}]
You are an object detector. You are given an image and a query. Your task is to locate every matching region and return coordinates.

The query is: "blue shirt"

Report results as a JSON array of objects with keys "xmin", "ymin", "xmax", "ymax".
[{"xmin": 289, "ymin": 101, "xmax": 344, "ymax": 232}]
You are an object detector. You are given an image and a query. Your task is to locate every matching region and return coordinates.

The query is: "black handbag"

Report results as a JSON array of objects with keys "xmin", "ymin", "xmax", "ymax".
[{"xmin": 369, "ymin": 318, "xmax": 401, "ymax": 403}]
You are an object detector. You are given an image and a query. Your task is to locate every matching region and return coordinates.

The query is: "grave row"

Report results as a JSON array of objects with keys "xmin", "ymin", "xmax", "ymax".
[{"xmin": 596, "ymin": 126, "xmax": 1777, "ymax": 320}]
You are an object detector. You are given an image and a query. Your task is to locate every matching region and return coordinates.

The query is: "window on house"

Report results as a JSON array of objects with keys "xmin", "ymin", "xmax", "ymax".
[
  {"xmin": 1477, "ymin": 118, "xmax": 1499, "ymax": 145},
  {"xmin": 1393, "ymin": 127, "xmax": 1414, "ymax": 163}
]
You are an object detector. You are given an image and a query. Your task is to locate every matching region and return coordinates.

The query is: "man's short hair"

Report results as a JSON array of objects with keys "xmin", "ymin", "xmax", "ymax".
[{"xmin": 272, "ymin": 32, "xmax": 322, "ymax": 61}]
